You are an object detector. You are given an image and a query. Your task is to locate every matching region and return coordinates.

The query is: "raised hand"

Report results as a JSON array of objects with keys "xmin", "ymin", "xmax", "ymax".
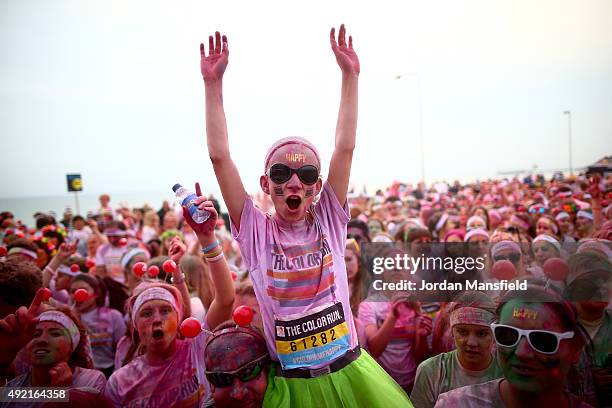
[
  {"xmin": 56, "ymin": 239, "xmax": 79, "ymax": 262},
  {"xmin": 330, "ymin": 24, "xmax": 360, "ymax": 76},
  {"xmin": 0, "ymin": 288, "xmax": 47, "ymax": 360},
  {"xmin": 200, "ymin": 31, "xmax": 229, "ymax": 82},
  {"xmin": 168, "ymin": 236, "xmax": 187, "ymax": 263},
  {"xmin": 587, "ymin": 174, "xmax": 603, "ymax": 200},
  {"xmin": 181, "ymin": 182, "xmax": 219, "ymax": 242}
]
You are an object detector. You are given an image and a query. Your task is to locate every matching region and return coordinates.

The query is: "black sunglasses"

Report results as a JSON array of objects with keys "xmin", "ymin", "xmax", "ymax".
[
  {"xmin": 205, "ymin": 355, "xmax": 268, "ymax": 388},
  {"xmin": 267, "ymin": 164, "xmax": 319, "ymax": 185},
  {"xmin": 493, "ymin": 253, "xmax": 521, "ymax": 265}
]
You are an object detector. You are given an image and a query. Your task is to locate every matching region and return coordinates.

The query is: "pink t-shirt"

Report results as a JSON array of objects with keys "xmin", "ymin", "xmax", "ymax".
[
  {"xmin": 358, "ymin": 294, "xmax": 419, "ymax": 389},
  {"xmin": 104, "ymin": 333, "xmax": 210, "ymax": 408},
  {"xmin": 80, "ymin": 307, "xmax": 126, "ymax": 370},
  {"xmin": 95, "ymin": 244, "xmax": 128, "ymax": 283},
  {"xmin": 231, "ymin": 182, "xmax": 357, "ymax": 369}
]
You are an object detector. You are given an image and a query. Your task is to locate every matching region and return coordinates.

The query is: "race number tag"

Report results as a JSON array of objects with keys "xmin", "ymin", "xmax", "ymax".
[{"xmin": 274, "ymin": 302, "xmax": 351, "ymax": 370}]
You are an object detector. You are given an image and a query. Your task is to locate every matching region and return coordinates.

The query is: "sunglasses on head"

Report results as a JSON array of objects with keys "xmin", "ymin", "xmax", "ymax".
[
  {"xmin": 267, "ymin": 163, "xmax": 319, "ymax": 185},
  {"xmin": 493, "ymin": 253, "xmax": 521, "ymax": 264},
  {"xmin": 205, "ymin": 354, "xmax": 269, "ymax": 388},
  {"xmin": 491, "ymin": 323, "xmax": 574, "ymax": 355}
]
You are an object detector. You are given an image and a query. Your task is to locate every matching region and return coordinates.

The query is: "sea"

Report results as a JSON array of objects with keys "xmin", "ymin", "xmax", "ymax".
[{"xmin": 0, "ymin": 191, "xmax": 183, "ymax": 227}]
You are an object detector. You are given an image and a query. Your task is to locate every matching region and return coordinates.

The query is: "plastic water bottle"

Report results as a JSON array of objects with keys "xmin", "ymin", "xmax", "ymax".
[{"xmin": 172, "ymin": 184, "xmax": 210, "ymax": 224}]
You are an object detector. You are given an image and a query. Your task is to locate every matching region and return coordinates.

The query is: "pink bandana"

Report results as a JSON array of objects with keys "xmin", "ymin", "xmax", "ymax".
[{"xmin": 450, "ymin": 307, "xmax": 495, "ymax": 328}]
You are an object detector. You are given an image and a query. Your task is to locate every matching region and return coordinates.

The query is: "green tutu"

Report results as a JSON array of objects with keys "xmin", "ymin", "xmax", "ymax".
[{"xmin": 263, "ymin": 350, "xmax": 414, "ymax": 407}]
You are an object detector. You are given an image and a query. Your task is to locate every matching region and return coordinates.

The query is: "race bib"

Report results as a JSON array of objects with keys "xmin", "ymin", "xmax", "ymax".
[{"xmin": 274, "ymin": 302, "xmax": 351, "ymax": 370}]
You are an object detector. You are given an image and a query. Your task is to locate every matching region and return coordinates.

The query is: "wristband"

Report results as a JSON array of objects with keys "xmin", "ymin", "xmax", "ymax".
[
  {"xmin": 203, "ymin": 246, "xmax": 223, "ymax": 259},
  {"xmin": 171, "ymin": 272, "xmax": 186, "ymax": 284},
  {"xmin": 207, "ymin": 253, "xmax": 225, "ymax": 263},
  {"xmin": 202, "ymin": 241, "xmax": 220, "ymax": 253}
]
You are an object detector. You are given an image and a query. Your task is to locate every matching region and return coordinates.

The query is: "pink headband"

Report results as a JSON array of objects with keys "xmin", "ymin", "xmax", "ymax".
[
  {"xmin": 464, "ymin": 228, "xmax": 489, "ymax": 242},
  {"xmin": 488, "ymin": 210, "xmax": 501, "ymax": 221},
  {"xmin": 450, "ymin": 307, "xmax": 495, "ymax": 328},
  {"xmin": 132, "ymin": 287, "xmax": 179, "ymax": 325},
  {"xmin": 443, "ymin": 229, "xmax": 465, "ymax": 242},
  {"xmin": 263, "ymin": 136, "xmax": 321, "ymax": 171},
  {"xmin": 510, "ymin": 214, "xmax": 530, "ymax": 230},
  {"xmin": 491, "ymin": 240, "xmax": 521, "ymax": 258},
  {"xmin": 104, "ymin": 228, "xmax": 126, "ymax": 237}
]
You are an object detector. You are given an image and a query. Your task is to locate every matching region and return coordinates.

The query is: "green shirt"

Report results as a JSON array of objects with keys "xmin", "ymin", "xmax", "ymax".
[{"xmin": 411, "ymin": 350, "xmax": 503, "ymax": 408}]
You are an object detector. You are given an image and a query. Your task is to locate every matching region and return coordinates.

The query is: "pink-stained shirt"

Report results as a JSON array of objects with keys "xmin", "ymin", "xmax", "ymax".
[
  {"xmin": 95, "ymin": 244, "xmax": 128, "ymax": 283},
  {"xmin": 80, "ymin": 306, "xmax": 126, "ymax": 370},
  {"xmin": 104, "ymin": 333, "xmax": 210, "ymax": 408},
  {"xmin": 231, "ymin": 182, "xmax": 357, "ymax": 366},
  {"xmin": 358, "ymin": 294, "xmax": 419, "ymax": 389}
]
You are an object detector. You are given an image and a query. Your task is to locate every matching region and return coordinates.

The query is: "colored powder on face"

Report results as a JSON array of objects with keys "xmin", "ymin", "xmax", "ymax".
[
  {"xmin": 273, "ymin": 187, "xmax": 283, "ymax": 196},
  {"xmin": 305, "ymin": 188, "xmax": 314, "ymax": 197}
]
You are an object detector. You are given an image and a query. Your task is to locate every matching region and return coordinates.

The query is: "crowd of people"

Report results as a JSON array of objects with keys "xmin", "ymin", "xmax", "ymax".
[{"xmin": 1, "ymin": 25, "xmax": 611, "ymax": 408}]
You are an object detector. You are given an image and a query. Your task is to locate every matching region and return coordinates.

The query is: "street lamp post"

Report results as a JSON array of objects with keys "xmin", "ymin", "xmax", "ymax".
[
  {"xmin": 563, "ymin": 110, "xmax": 573, "ymax": 176},
  {"xmin": 395, "ymin": 73, "xmax": 425, "ymax": 185}
]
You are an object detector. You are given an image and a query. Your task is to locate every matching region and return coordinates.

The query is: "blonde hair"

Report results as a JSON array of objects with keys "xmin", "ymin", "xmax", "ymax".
[{"xmin": 180, "ymin": 255, "xmax": 215, "ymax": 310}]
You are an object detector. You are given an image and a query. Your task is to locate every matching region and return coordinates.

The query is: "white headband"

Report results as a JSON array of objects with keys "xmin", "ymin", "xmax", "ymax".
[
  {"xmin": 466, "ymin": 216, "xmax": 486, "ymax": 229},
  {"xmin": 435, "ymin": 213, "xmax": 449, "ymax": 232},
  {"xmin": 120, "ymin": 248, "xmax": 149, "ymax": 269},
  {"xmin": 57, "ymin": 264, "xmax": 79, "ymax": 277},
  {"xmin": 555, "ymin": 211, "xmax": 570, "ymax": 221},
  {"xmin": 537, "ymin": 219, "xmax": 558, "ymax": 234},
  {"xmin": 491, "ymin": 240, "xmax": 521, "ymax": 258},
  {"xmin": 464, "ymin": 228, "xmax": 489, "ymax": 242},
  {"xmin": 533, "ymin": 234, "xmax": 561, "ymax": 252},
  {"xmin": 7, "ymin": 247, "xmax": 38, "ymax": 260},
  {"xmin": 39, "ymin": 311, "xmax": 81, "ymax": 352},
  {"xmin": 577, "ymin": 210, "xmax": 593, "ymax": 221},
  {"xmin": 132, "ymin": 287, "xmax": 179, "ymax": 324}
]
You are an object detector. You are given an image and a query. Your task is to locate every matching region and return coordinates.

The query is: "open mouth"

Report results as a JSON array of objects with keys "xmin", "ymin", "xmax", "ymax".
[
  {"xmin": 511, "ymin": 364, "xmax": 540, "ymax": 375},
  {"xmin": 33, "ymin": 349, "xmax": 50, "ymax": 357},
  {"xmin": 286, "ymin": 195, "xmax": 302, "ymax": 211},
  {"xmin": 152, "ymin": 330, "xmax": 164, "ymax": 340}
]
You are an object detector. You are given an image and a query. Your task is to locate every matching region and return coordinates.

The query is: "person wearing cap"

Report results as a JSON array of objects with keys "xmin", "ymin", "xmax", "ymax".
[
  {"xmin": 411, "ymin": 292, "xmax": 502, "ymax": 408},
  {"xmin": 201, "ymin": 26, "xmax": 412, "ymax": 406},
  {"xmin": 434, "ymin": 282, "xmax": 591, "ymax": 408},
  {"xmin": 0, "ymin": 297, "xmax": 106, "ymax": 401},
  {"xmin": 204, "ymin": 321, "xmax": 271, "ymax": 408},
  {"xmin": 104, "ymin": 186, "xmax": 235, "ymax": 407},
  {"xmin": 565, "ymin": 251, "xmax": 612, "ymax": 406}
]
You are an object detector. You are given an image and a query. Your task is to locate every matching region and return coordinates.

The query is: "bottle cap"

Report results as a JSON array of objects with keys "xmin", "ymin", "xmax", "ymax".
[{"xmin": 172, "ymin": 184, "xmax": 182, "ymax": 193}]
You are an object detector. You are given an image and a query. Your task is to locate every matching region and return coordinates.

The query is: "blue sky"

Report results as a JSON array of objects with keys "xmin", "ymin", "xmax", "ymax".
[{"xmin": 1, "ymin": 0, "xmax": 611, "ymax": 199}]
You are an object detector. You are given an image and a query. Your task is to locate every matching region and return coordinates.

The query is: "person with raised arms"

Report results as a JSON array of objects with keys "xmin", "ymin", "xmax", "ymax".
[{"xmin": 201, "ymin": 25, "xmax": 412, "ymax": 407}]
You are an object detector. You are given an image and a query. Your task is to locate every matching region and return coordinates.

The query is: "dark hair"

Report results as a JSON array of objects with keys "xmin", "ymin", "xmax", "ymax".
[
  {"xmin": 72, "ymin": 215, "xmax": 85, "ymax": 223},
  {"xmin": 0, "ymin": 258, "xmax": 42, "ymax": 316},
  {"xmin": 35, "ymin": 215, "xmax": 55, "ymax": 230},
  {"xmin": 6, "ymin": 238, "xmax": 38, "ymax": 254},
  {"xmin": 469, "ymin": 206, "xmax": 490, "ymax": 230},
  {"xmin": 347, "ymin": 219, "xmax": 370, "ymax": 243}
]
